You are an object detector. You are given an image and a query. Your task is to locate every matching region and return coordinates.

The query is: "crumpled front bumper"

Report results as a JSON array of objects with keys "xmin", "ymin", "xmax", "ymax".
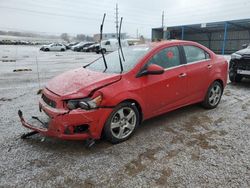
[
  {"xmin": 18, "ymin": 90, "xmax": 112, "ymax": 140},
  {"xmin": 18, "ymin": 110, "xmax": 91, "ymax": 140}
]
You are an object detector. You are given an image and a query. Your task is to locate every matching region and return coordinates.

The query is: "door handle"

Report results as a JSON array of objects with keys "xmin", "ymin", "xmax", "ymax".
[
  {"xmin": 207, "ymin": 64, "xmax": 213, "ymax": 69},
  {"xmin": 179, "ymin": 73, "xmax": 187, "ymax": 78}
]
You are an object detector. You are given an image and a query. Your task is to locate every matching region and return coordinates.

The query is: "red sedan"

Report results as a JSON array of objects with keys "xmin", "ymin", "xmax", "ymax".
[{"xmin": 18, "ymin": 40, "xmax": 228, "ymax": 144}]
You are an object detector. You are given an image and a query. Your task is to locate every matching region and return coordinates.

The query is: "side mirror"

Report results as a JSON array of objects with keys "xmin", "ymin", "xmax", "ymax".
[
  {"xmin": 136, "ymin": 64, "xmax": 164, "ymax": 78},
  {"xmin": 242, "ymin": 44, "xmax": 248, "ymax": 49}
]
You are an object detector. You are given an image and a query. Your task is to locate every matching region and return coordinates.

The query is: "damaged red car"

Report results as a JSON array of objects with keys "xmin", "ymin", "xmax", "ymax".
[{"xmin": 18, "ymin": 40, "xmax": 228, "ymax": 144}]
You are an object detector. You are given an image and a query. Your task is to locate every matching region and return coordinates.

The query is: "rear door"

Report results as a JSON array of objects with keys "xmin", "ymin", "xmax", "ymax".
[
  {"xmin": 182, "ymin": 45, "xmax": 212, "ymax": 101},
  {"xmin": 140, "ymin": 46, "xmax": 188, "ymax": 117}
]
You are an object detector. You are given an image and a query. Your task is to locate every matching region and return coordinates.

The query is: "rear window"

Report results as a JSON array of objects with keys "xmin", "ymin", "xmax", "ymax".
[{"xmin": 183, "ymin": 46, "xmax": 210, "ymax": 63}]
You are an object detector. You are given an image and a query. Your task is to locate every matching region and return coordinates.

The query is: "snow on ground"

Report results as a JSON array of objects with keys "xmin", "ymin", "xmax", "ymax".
[{"xmin": 0, "ymin": 45, "xmax": 249, "ymax": 187}]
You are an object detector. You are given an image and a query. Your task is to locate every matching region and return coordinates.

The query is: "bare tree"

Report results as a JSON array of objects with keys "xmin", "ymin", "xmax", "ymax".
[
  {"xmin": 61, "ymin": 33, "xmax": 70, "ymax": 42},
  {"xmin": 76, "ymin": 34, "xmax": 86, "ymax": 41}
]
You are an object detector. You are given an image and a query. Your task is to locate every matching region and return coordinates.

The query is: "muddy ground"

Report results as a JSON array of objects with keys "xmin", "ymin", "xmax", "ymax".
[{"xmin": 0, "ymin": 45, "xmax": 249, "ymax": 187}]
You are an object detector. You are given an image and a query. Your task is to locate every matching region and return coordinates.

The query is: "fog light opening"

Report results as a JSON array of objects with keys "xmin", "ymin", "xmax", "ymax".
[{"xmin": 73, "ymin": 124, "xmax": 89, "ymax": 134}]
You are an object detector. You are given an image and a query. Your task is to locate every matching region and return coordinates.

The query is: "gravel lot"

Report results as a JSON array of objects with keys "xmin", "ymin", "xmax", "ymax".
[{"xmin": 0, "ymin": 45, "xmax": 249, "ymax": 187}]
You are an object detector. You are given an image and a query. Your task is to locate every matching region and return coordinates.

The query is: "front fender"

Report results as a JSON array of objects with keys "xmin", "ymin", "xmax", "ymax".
[{"xmin": 103, "ymin": 91, "xmax": 146, "ymax": 119}]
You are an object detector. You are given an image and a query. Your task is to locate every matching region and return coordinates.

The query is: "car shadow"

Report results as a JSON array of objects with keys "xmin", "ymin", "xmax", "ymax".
[
  {"xmin": 20, "ymin": 134, "xmax": 113, "ymax": 154},
  {"xmin": 136, "ymin": 103, "xmax": 204, "ymax": 135}
]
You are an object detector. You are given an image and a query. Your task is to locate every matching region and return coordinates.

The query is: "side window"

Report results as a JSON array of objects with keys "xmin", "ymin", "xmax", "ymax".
[
  {"xmin": 105, "ymin": 41, "xmax": 111, "ymax": 45},
  {"xmin": 205, "ymin": 52, "xmax": 210, "ymax": 59},
  {"xmin": 183, "ymin": 46, "xmax": 210, "ymax": 63},
  {"xmin": 147, "ymin": 46, "xmax": 181, "ymax": 69}
]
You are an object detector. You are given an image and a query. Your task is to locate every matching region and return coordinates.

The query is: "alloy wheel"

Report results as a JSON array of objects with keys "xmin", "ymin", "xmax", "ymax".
[
  {"xmin": 110, "ymin": 107, "xmax": 137, "ymax": 139},
  {"xmin": 208, "ymin": 84, "xmax": 222, "ymax": 106}
]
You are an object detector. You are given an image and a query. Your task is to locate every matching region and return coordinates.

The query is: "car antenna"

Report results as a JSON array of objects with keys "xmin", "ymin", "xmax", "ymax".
[{"xmin": 100, "ymin": 13, "xmax": 108, "ymax": 72}]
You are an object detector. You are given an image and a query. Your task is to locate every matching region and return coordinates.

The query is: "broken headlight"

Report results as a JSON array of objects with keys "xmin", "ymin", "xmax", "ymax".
[
  {"xmin": 231, "ymin": 53, "xmax": 242, "ymax": 60},
  {"xmin": 66, "ymin": 93, "xmax": 103, "ymax": 110}
]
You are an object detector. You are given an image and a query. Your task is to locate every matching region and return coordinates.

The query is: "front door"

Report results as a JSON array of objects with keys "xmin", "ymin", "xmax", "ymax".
[{"xmin": 139, "ymin": 46, "xmax": 188, "ymax": 118}]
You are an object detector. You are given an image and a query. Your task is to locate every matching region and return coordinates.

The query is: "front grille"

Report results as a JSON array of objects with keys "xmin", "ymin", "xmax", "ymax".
[{"xmin": 42, "ymin": 94, "xmax": 56, "ymax": 108}]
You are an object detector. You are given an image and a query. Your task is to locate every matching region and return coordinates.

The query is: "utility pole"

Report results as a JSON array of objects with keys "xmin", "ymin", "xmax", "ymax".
[
  {"xmin": 162, "ymin": 11, "xmax": 164, "ymax": 28},
  {"xmin": 136, "ymin": 28, "xmax": 139, "ymax": 39},
  {"xmin": 115, "ymin": 3, "xmax": 119, "ymax": 38}
]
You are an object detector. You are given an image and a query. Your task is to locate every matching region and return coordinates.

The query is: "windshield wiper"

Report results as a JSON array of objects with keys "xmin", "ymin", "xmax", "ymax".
[
  {"xmin": 117, "ymin": 17, "xmax": 125, "ymax": 73},
  {"xmin": 100, "ymin": 13, "xmax": 108, "ymax": 72},
  {"xmin": 83, "ymin": 14, "xmax": 108, "ymax": 70},
  {"xmin": 118, "ymin": 17, "xmax": 125, "ymax": 62}
]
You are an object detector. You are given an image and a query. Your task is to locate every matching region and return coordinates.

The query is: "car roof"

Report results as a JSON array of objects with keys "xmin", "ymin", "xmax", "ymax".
[
  {"xmin": 134, "ymin": 40, "xmax": 205, "ymax": 50},
  {"xmin": 150, "ymin": 40, "xmax": 197, "ymax": 47}
]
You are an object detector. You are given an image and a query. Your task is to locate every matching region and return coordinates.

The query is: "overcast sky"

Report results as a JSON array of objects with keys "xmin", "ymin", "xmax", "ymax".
[{"xmin": 1, "ymin": 0, "xmax": 250, "ymax": 38}]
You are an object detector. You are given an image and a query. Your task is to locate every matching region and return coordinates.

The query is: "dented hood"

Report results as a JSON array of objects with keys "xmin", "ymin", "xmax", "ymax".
[{"xmin": 46, "ymin": 68, "xmax": 121, "ymax": 99}]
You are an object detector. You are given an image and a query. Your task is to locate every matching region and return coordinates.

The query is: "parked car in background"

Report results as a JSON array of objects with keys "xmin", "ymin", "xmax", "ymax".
[
  {"xmin": 40, "ymin": 43, "xmax": 66, "ymax": 51},
  {"xmin": 82, "ymin": 43, "xmax": 100, "ymax": 52},
  {"xmin": 126, "ymin": 38, "xmax": 141, "ymax": 46},
  {"xmin": 71, "ymin": 42, "xmax": 94, "ymax": 52},
  {"xmin": 19, "ymin": 40, "xmax": 228, "ymax": 144},
  {"xmin": 98, "ymin": 39, "xmax": 128, "ymax": 53},
  {"xmin": 65, "ymin": 42, "xmax": 79, "ymax": 50},
  {"xmin": 229, "ymin": 44, "xmax": 250, "ymax": 82}
]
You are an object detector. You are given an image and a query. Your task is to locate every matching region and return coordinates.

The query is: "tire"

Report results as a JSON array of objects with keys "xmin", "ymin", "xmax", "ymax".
[
  {"xmin": 229, "ymin": 68, "xmax": 242, "ymax": 83},
  {"xmin": 61, "ymin": 48, "xmax": 65, "ymax": 51},
  {"xmin": 45, "ymin": 48, "xmax": 49, "ymax": 51},
  {"xmin": 103, "ymin": 102, "xmax": 140, "ymax": 144},
  {"xmin": 101, "ymin": 48, "xmax": 106, "ymax": 54},
  {"xmin": 202, "ymin": 81, "xmax": 223, "ymax": 109}
]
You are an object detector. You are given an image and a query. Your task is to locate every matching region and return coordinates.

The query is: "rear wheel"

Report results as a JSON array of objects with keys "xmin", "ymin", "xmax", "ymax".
[
  {"xmin": 61, "ymin": 48, "xmax": 65, "ymax": 51},
  {"xmin": 202, "ymin": 81, "xmax": 223, "ymax": 109},
  {"xmin": 103, "ymin": 102, "xmax": 139, "ymax": 144},
  {"xmin": 45, "ymin": 48, "xmax": 49, "ymax": 51}
]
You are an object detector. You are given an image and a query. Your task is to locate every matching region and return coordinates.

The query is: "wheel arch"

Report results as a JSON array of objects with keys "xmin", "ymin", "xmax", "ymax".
[
  {"xmin": 118, "ymin": 99, "xmax": 143, "ymax": 124},
  {"xmin": 214, "ymin": 79, "xmax": 224, "ymax": 90},
  {"xmin": 202, "ymin": 78, "xmax": 225, "ymax": 101},
  {"xmin": 100, "ymin": 98, "xmax": 144, "ymax": 140}
]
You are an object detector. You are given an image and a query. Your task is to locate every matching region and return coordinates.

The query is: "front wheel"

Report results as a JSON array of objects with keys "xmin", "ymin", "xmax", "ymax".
[
  {"xmin": 229, "ymin": 68, "xmax": 242, "ymax": 82},
  {"xmin": 103, "ymin": 102, "xmax": 140, "ymax": 144},
  {"xmin": 202, "ymin": 81, "xmax": 223, "ymax": 109}
]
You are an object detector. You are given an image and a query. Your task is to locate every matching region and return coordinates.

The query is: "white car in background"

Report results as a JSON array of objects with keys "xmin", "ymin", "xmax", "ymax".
[
  {"xmin": 100, "ymin": 39, "xmax": 129, "ymax": 53},
  {"xmin": 40, "ymin": 43, "xmax": 66, "ymax": 51}
]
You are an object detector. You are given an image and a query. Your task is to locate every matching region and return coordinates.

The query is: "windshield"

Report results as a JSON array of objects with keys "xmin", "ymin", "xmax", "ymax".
[{"xmin": 87, "ymin": 46, "xmax": 150, "ymax": 73}]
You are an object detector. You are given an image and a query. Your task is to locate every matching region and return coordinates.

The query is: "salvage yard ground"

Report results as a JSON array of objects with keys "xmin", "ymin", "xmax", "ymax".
[{"xmin": 0, "ymin": 45, "xmax": 249, "ymax": 187}]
